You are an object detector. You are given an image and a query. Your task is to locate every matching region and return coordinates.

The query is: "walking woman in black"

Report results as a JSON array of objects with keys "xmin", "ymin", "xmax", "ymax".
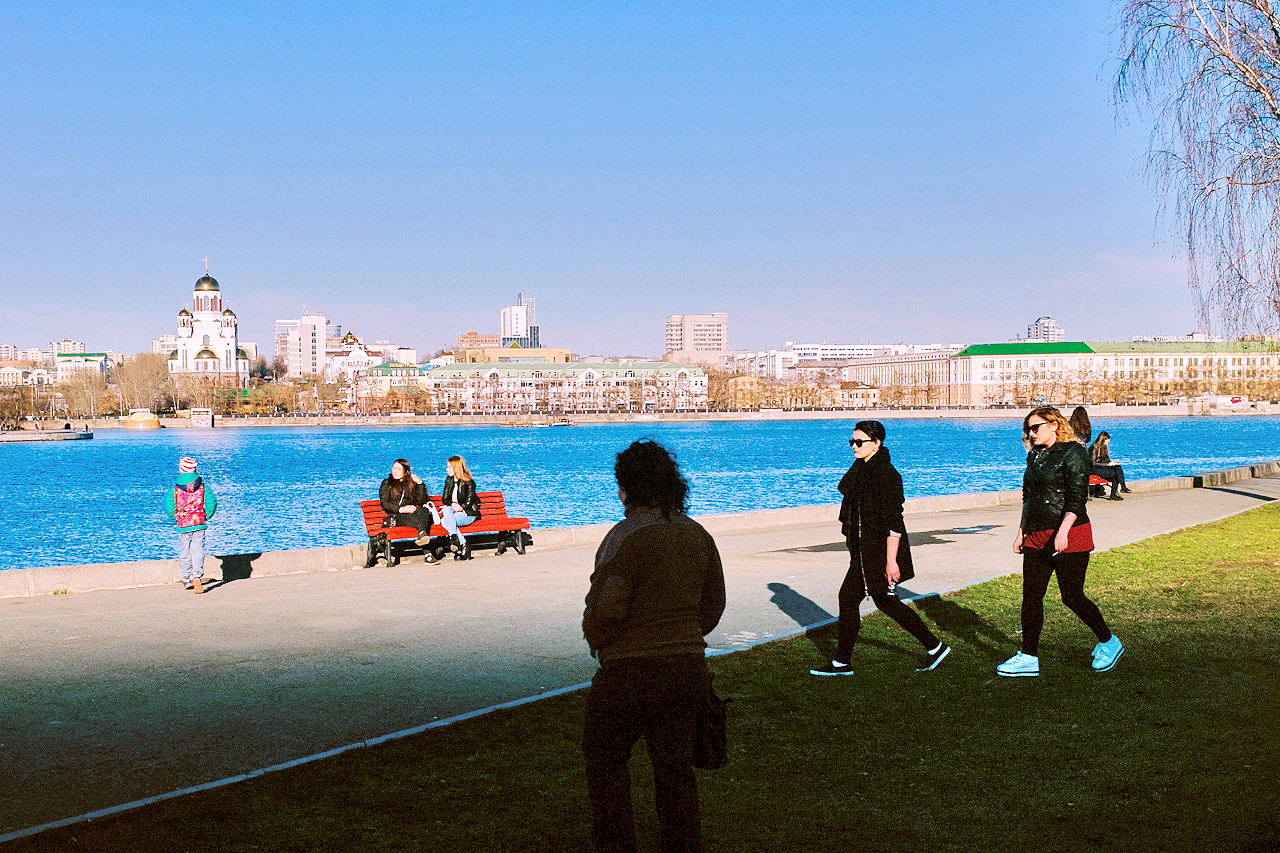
[
  {"xmin": 997, "ymin": 406, "xmax": 1123, "ymax": 677},
  {"xmin": 811, "ymin": 421, "xmax": 950, "ymax": 676}
]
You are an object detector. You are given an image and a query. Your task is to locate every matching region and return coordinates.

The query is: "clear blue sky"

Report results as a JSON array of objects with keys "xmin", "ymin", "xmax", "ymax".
[{"xmin": 0, "ymin": 1, "xmax": 1193, "ymax": 359}]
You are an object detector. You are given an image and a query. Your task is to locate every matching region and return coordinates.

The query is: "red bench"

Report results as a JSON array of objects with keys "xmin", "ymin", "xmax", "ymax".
[
  {"xmin": 360, "ymin": 491, "xmax": 530, "ymax": 566},
  {"xmin": 1088, "ymin": 473, "xmax": 1109, "ymax": 498}
]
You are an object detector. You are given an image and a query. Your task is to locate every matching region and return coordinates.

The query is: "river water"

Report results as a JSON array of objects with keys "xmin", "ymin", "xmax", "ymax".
[{"xmin": 3, "ymin": 416, "xmax": 1278, "ymax": 570}]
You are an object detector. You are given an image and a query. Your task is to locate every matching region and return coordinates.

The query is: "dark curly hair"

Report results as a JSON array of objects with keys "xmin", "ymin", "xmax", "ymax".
[{"xmin": 614, "ymin": 439, "xmax": 689, "ymax": 517}]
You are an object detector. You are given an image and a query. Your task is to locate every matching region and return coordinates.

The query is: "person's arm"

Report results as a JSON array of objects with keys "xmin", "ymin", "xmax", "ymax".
[
  {"xmin": 205, "ymin": 486, "xmax": 217, "ymax": 520},
  {"xmin": 165, "ymin": 487, "xmax": 176, "ymax": 521},
  {"xmin": 583, "ymin": 541, "xmax": 634, "ymax": 656},
  {"xmin": 883, "ymin": 467, "xmax": 907, "ymax": 582},
  {"xmin": 699, "ymin": 533, "xmax": 727, "ymax": 635},
  {"xmin": 378, "ymin": 479, "xmax": 398, "ymax": 515},
  {"xmin": 886, "ymin": 532, "xmax": 902, "ymax": 583},
  {"xmin": 1054, "ymin": 512, "xmax": 1078, "ymax": 555}
]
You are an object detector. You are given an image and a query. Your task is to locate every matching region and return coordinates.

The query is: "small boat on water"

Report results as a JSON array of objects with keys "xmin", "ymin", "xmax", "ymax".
[{"xmin": 550, "ymin": 418, "xmax": 577, "ymax": 426}]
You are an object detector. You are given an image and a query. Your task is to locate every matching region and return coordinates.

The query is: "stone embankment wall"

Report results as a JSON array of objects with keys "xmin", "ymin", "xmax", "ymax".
[{"xmin": 3, "ymin": 461, "xmax": 1276, "ymax": 599}]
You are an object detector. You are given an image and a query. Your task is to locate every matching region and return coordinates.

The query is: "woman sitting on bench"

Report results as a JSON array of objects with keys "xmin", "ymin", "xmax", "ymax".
[
  {"xmin": 379, "ymin": 458, "xmax": 439, "ymax": 561},
  {"xmin": 434, "ymin": 455, "xmax": 482, "ymax": 560},
  {"xmin": 1088, "ymin": 431, "xmax": 1130, "ymax": 501}
]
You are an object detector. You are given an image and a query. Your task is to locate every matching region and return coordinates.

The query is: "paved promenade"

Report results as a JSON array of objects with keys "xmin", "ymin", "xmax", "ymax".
[{"xmin": 3, "ymin": 476, "xmax": 1279, "ymax": 838}]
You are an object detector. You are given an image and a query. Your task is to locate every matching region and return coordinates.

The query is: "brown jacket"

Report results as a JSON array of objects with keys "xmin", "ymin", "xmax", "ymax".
[{"xmin": 583, "ymin": 508, "xmax": 726, "ymax": 663}]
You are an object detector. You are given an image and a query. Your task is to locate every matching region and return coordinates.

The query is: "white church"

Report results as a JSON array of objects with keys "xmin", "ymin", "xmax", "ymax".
[{"xmin": 167, "ymin": 271, "xmax": 251, "ymax": 383}]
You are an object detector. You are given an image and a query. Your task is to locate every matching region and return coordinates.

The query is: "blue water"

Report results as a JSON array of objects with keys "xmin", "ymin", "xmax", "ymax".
[{"xmin": 2, "ymin": 417, "xmax": 1278, "ymax": 570}]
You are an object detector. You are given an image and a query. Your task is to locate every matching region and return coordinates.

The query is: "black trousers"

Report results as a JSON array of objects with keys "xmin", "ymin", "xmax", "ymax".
[
  {"xmin": 583, "ymin": 654, "xmax": 706, "ymax": 853},
  {"xmin": 1020, "ymin": 548, "xmax": 1112, "ymax": 655},
  {"xmin": 1091, "ymin": 465, "xmax": 1124, "ymax": 497},
  {"xmin": 395, "ymin": 507, "xmax": 433, "ymax": 535},
  {"xmin": 835, "ymin": 556, "xmax": 939, "ymax": 663}
]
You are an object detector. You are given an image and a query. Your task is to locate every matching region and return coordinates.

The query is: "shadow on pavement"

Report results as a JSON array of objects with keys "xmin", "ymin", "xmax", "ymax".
[{"xmin": 777, "ymin": 525, "xmax": 1002, "ymax": 554}]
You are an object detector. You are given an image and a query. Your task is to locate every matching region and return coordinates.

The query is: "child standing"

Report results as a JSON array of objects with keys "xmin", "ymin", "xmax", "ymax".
[{"xmin": 165, "ymin": 457, "xmax": 217, "ymax": 593}]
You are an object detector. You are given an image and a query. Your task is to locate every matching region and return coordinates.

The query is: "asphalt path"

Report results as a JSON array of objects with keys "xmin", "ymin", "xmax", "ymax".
[{"xmin": 2, "ymin": 478, "xmax": 1278, "ymax": 837}]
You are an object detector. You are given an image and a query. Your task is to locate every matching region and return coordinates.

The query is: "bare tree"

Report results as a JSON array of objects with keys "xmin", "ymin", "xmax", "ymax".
[{"xmin": 1116, "ymin": 0, "xmax": 1280, "ymax": 334}]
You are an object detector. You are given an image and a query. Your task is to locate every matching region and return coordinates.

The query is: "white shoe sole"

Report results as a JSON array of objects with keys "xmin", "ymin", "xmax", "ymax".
[{"xmin": 916, "ymin": 645, "xmax": 951, "ymax": 672}]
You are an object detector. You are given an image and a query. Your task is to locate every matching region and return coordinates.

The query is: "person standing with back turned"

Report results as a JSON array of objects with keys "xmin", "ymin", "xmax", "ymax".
[
  {"xmin": 582, "ymin": 439, "xmax": 726, "ymax": 853},
  {"xmin": 165, "ymin": 457, "xmax": 217, "ymax": 594}
]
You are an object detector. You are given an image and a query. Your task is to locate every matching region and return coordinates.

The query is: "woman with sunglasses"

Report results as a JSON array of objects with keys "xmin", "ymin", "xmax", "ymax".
[
  {"xmin": 998, "ymin": 406, "xmax": 1123, "ymax": 677},
  {"xmin": 811, "ymin": 420, "xmax": 951, "ymax": 676}
]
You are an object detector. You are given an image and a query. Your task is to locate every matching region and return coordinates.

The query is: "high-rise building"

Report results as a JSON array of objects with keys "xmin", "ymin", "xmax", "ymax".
[
  {"xmin": 501, "ymin": 292, "xmax": 540, "ymax": 347},
  {"xmin": 285, "ymin": 313, "xmax": 326, "ymax": 377},
  {"xmin": 665, "ymin": 313, "xmax": 728, "ymax": 353},
  {"xmin": 1027, "ymin": 317, "xmax": 1065, "ymax": 343}
]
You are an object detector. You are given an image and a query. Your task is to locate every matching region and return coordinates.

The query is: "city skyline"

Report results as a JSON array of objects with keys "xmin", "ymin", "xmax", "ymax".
[{"xmin": 2, "ymin": 3, "xmax": 1197, "ymax": 357}]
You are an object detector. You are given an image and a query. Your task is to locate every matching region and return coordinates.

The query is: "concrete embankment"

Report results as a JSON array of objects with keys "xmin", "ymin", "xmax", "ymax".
[{"xmin": 5, "ymin": 460, "xmax": 1277, "ymax": 600}]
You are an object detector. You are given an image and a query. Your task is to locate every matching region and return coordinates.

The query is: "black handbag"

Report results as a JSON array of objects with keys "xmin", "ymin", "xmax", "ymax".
[{"xmin": 692, "ymin": 672, "xmax": 730, "ymax": 770}]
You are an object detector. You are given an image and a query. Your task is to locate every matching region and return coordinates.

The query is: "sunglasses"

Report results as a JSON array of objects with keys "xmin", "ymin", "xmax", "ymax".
[
  {"xmin": 849, "ymin": 438, "xmax": 873, "ymax": 447},
  {"xmin": 1026, "ymin": 421, "xmax": 1052, "ymax": 434}
]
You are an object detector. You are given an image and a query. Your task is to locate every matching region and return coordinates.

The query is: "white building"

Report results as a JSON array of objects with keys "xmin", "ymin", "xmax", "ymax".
[
  {"xmin": 421, "ymin": 361, "xmax": 708, "ymax": 413},
  {"xmin": 285, "ymin": 314, "xmax": 326, "ymax": 377},
  {"xmin": 784, "ymin": 342, "xmax": 881, "ymax": 362},
  {"xmin": 55, "ymin": 352, "xmax": 111, "ymax": 383},
  {"xmin": 1027, "ymin": 317, "xmax": 1065, "ymax": 343},
  {"xmin": 167, "ymin": 273, "xmax": 250, "ymax": 382}
]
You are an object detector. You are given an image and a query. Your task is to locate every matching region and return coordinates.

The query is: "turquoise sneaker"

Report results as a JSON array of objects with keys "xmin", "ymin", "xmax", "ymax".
[{"xmin": 1092, "ymin": 636, "xmax": 1124, "ymax": 672}]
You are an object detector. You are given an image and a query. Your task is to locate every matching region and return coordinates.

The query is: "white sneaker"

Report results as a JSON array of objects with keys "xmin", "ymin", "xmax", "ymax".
[
  {"xmin": 1091, "ymin": 635, "xmax": 1124, "ymax": 672},
  {"xmin": 996, "ymin": 652, "xmax": 1039, "ymax": 677}
]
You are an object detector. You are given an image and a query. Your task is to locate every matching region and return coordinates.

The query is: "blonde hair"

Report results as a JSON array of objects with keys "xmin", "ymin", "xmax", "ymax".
[
  {"xmin": 1022, "ymin": 406, "xmax": 1076, "ymax": 450},
  {"xmin": 447, "ymin": 455, "xmax": 473, "ymax": 482}
]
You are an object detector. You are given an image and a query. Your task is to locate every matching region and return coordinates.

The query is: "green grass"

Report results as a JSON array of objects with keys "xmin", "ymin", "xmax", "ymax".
[{"xmin": 10, "ymin": 506, "xmax": 1280, "ymax": 852}]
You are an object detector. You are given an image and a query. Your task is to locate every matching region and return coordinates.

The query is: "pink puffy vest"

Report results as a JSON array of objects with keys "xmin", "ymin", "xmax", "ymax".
[{"xmin": 174, "ymin": 480, "xmax": 207, "ymax": 528}]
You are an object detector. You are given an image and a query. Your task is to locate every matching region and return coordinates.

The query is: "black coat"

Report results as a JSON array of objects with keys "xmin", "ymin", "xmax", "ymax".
[
  {"xmin": 379, "ymin": 474, "xmax": 426, "ymax": 516},
  {"xmin": 837, "ymin": 447, "xmax": 914, "ymax": 590},
  {"xmin": 1021, "ymin": 440, "xmax": 1091, "ymax": 534},
  {"xmin": 442, "ymin": 475, "xmax": 481, "ymax": 517}
]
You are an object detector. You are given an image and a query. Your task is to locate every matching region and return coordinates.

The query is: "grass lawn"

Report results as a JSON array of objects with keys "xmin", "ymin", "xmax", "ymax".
[{"xmin": 9, "ymin": 505, "xmax": 1280, "ymax": 852}]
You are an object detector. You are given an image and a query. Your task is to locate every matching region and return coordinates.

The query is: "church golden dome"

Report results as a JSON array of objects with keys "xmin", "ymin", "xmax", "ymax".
[
  {"xmin": 222, "ymin": 308, "xmax": 236, "ymax": 317},
  {"xmin": 195, "ymin": 274, "xmax": 220, "ymax": 292},
  {"xmin": 195, "ymin": 348, "xmax": 218, "ymax": 359},
  {"xmin": 178, "ymin": 308, "xmax": 192, "ymax": 317}
]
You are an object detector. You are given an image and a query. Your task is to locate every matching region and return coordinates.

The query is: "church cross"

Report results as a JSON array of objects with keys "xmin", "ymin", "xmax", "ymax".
[{"xmin": 203, "ymin": 257, "xmax": 210, "ymax": 274}]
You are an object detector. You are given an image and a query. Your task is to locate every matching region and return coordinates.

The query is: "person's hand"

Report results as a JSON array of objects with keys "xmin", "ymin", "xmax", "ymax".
[
  {"xmin": 401, "ymin": 505, "xmax": 417, "ymax": 512},
  {"xmin": 1013, "ymin": 530, "xmax": 1024, "ymax": 553},
  {"xmin": 886, "ymin": 561, "xmax": 901, "ymax": 585},
  {"xmin": 1054, "ymin": 530, "xmax": 1070, "ymax": 555}
]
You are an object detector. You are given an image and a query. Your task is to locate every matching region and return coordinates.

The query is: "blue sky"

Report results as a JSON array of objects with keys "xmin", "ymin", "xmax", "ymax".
[{"xmin": 0, "ymin": 2, "xmax": 1193, "ymax": 358}]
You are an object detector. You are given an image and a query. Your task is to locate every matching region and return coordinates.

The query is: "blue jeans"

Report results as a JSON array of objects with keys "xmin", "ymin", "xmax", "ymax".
[
  {"xmin": 178, "ymin": 528, "xmax": 206, "ymax": 580},
  {"xmin": 439, "ymin": 507, "xmax": 477, "ymax": 542}
]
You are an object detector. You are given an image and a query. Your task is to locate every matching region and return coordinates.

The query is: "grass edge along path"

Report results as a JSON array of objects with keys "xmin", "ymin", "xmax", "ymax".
[{"xmin": 7, "ymin": 505, "xmax": 1280, "ymax": 852}]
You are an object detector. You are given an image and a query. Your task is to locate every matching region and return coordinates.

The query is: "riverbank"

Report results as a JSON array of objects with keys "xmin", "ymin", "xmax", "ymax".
[
  {"xmin": 13, "ymin": 399, "xmax": 1280, "ymax": 430},
  {"xmin": 4, "ymin": 459, "xmax": 1275, "ymax": 599}
]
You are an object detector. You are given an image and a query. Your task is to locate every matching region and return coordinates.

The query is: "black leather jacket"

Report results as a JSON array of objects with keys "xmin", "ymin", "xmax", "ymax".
[
  {"xmin": 442, "ymin": 475, "xmax": 481, "ymax": 517},
  {"xmin": 1021, "ymin": 441, "xmax": 1091, "ymax": 533}
]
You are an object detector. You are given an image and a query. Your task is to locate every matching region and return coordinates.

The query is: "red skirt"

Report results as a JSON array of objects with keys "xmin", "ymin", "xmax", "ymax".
[{"xmin": 1023, "ymin": 521, "xmax": 1094, "ymax": 554}]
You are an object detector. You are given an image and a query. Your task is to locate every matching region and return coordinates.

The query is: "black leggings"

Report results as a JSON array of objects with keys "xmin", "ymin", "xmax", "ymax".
[
  {"xmin": 1020, "ymin": 549, "xmax": 1111, "ymax": 656},
  {"xmin": 835, "ymin": 562, "xmax": 939, "ymax": 663}
]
